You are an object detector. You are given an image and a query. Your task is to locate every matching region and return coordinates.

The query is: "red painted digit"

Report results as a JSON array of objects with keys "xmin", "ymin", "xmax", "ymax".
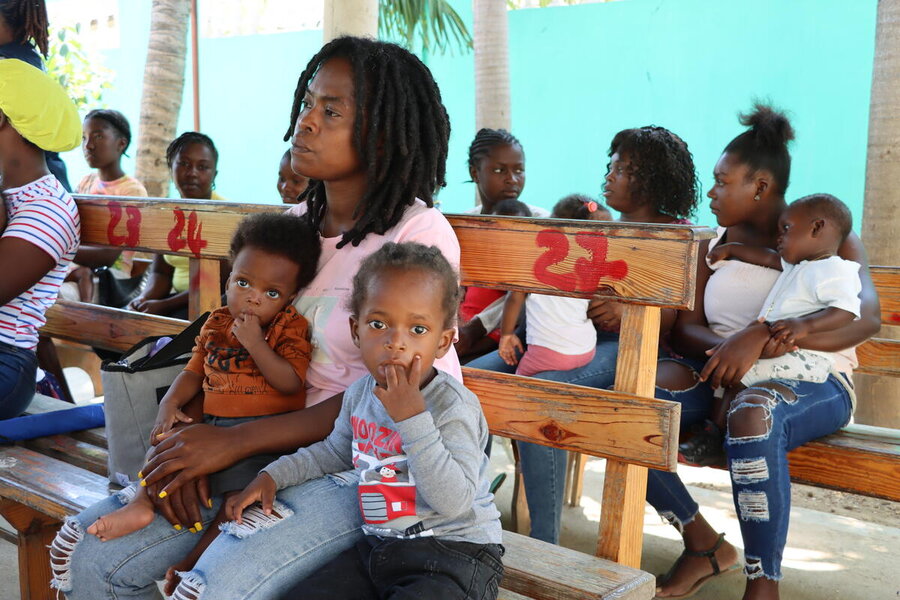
[
  {"xmin": 167, "ymin": 208, "xmax": 187, "ymax": 252},
  {"xmin": 573, "ymin": 232, "xmax": 628, "ymax": 292},
  {"xmin": 107, "ymin": 202, "xmax": 125, "ymax": 245},
  {"xmin": 533, "ymin": 229, "xmax": 578, "ymax": 291},
  {"xmin": 186, "ymin": 211, "xmax": 208, "ymax": 257},
  {"xmin": 124, "ymin": 206, "xmax": 141, "ymax": 247}
]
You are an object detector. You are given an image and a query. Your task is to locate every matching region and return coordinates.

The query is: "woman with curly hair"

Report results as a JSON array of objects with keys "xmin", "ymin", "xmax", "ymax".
[{"xmin": 467, "ymin": 125, "xmax": 700, "ymax": 543}]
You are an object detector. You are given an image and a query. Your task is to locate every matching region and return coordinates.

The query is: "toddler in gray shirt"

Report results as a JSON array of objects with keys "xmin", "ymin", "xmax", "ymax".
[{"xmin": 226, "ymin": 242, "xmax": 503, "ymax": 600}]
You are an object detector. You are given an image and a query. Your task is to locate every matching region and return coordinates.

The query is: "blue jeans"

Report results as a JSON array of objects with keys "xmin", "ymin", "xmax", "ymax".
[
  {"xmin": 647, "ymin": 361, "xmax": 852, "ymax": 581},
  {"xmin": 52, "ymin": 472, "xmax": 363, "ymax": 599},
  {"xmin": 0, "ymin": 341, "xmax": 37, "ymax": 420},
  {"xmin": 467, "ymin": 332, "xmax": 620, "ymax": 544}
]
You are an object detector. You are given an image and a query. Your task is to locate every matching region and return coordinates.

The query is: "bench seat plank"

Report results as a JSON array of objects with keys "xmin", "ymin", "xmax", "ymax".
[
  {"xmin": 502, "ymin": 531, "xmax": 655, "ymax": 600},
  {"xmin": 43, "ymin": 300, "xmax": 188, "ymax": 353},
  {"xmin": 464, "ymin": 368, "xmax": 679, "ymax": 472},
  {"xmin": 0, "ymin": 447, "xmax": 108, "ymax": 522},
  {"xmin": 788, "ymin": 425, "xmax": 900, "ymax": 501}
]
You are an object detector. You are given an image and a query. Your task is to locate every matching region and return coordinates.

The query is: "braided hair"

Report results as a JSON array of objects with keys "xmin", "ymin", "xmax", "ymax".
[
  {"xmin": 467, "ymin": 128, "xmax": 521, "ymax": 170},
  {"xmin": 85, "ymin": 109, "xmax": 132, "ymax": 152},
  {"xmin": 285, "ymin": 36, "xmax": 450, "ymax": 248},
  {"xmin": 608, "ymin": 126, "xmax": 699, "ymax": 220},
  {"xmin": 165, "ymin": 131, "xmax": 219, "ymax": 170},
  {"xmin": 0, "ymin": 0, "xmax": 49, "ymax": 57},
  {"xmin": 724, "ymin": 103, "xmax": 795, "ymax": 196}
]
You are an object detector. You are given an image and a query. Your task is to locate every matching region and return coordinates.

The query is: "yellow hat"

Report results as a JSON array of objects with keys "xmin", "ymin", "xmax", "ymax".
[{"xmin": 0, "ymin": 58, "xmax": 81, "ymax": 152}]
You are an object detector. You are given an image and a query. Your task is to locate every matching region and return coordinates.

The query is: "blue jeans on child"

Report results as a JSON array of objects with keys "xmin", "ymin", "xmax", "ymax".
[
  {"xmin": 292, "ymin": 535, "xmax": 504, "ymax": 599},
  {"xmin": 466, "ymin": 332, "xmax": 620, "ymax": 544},
  {"xmin": 51, "ymin": 472, "xmax": 364, "ymax": 599},
  {"xmin": 0, "ymin": 341, "xmax": 37, "ymax": 420},
  {"xmin": 648, "ymin": 358, "xmax": 852, "ymax": 581}
]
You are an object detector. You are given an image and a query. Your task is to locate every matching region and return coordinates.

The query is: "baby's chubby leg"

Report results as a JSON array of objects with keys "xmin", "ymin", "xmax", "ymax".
[{"xmin": 87, "ymin": 485, "xmax": 156, "ymax": 542}]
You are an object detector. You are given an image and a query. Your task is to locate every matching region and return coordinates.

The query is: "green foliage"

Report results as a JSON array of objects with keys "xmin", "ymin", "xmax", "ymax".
[
  {"xmin": 379, "ymin": 0, "xmax": 472, "ymax": 54},
  {"xmin": 45, "ymin": 24, "xmax": 112, "ymax": 110}
]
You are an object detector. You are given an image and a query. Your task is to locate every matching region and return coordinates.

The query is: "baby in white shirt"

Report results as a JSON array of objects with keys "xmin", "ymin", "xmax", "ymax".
[{"xmin": 682, "ymin": 193, "xmax": 860, "ymax": 465}]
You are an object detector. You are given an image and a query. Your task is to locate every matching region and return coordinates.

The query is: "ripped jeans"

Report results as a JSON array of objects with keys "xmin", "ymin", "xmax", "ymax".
[
  {"xmin": 50, "ymin": 472, "xmax": 363, "ymax": 599},
  {"xmin": 647, "ymin": 359, "xmax": 852, "ymax": 581}
]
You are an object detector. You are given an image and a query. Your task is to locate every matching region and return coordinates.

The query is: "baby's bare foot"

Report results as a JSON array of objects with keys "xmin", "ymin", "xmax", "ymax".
[{"xmin": 86, "ymin": 501, "xmax": 155, "ymax": 541}]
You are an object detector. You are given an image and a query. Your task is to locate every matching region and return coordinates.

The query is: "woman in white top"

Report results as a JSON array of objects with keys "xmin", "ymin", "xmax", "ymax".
[{"xmin": 650, "ymin": 105, "xmax": 881, "ymax": 600}]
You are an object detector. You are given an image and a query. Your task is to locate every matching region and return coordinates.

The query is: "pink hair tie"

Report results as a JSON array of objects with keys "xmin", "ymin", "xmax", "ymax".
[{"xmin": 585, "ymin": 200, "xmax": 598, "ymax": 213}]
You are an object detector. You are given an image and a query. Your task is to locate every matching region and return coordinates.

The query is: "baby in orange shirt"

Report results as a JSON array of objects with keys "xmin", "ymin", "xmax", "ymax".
[{"xmin": 86, "ymin": 212, "xmax": 321, "ymax": 592}]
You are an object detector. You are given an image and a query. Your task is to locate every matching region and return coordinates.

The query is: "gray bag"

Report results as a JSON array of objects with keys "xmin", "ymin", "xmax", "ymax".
[{"xmin": 101, "ymin": 313, "xmax": 209, "ymax": 486}]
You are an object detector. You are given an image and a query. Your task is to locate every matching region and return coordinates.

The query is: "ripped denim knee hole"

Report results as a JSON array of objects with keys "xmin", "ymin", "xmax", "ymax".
[
  {"xmin": 725, "ymin": 385, "xmax": 794, "ymax": 445},
  {"xmin": 49, "ymin": 517, "xmax": 84, "ymax": 593},
  {"xmin": 171, "ymin": 570, "xmax": 206, "ymax": 600},
  {"xmin": 218, "ymin": 499, "xmax": 294, "ymax": 539}
]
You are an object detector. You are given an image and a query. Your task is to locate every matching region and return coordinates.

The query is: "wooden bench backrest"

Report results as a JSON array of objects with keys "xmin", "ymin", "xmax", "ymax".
[
  {"xmin": 44, "ymin": 195, "xmax": 717, "ymax": 567},
  {"xmin": 856, "ymin": 266, "xmax": 900, "ymax": 377}
]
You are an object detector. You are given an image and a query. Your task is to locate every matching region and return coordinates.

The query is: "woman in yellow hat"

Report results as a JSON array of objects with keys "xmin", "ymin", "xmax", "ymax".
[{"xmin": 0, "ymin": 57, "xmax": 81, "ymax": 418}]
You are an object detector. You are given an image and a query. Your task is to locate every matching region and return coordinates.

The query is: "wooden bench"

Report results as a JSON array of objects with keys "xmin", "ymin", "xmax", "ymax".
[
  {"xmin": 567, "ymin": 267, "xmax": 900, "ymax": 506},
  {"xmin": 2, "ymin": 195, "xmax": 714, "ymax": 599}
]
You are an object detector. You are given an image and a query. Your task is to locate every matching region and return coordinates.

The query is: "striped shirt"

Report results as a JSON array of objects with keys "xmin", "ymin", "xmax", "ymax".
[{"xmin": 1, "ymin": 175, "xmax": 80, "ymax": 350}]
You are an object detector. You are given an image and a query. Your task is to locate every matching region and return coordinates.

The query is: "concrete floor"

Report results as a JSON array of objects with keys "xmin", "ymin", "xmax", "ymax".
[{"xmin": 2, "ymin": 439, "xmax": 898, "ymax": 600}]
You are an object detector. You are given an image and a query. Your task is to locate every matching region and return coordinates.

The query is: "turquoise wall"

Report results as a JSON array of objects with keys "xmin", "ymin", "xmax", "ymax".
[{"xmin": 55, "ymin": 0, "xmax": 877, "ymax": 231}]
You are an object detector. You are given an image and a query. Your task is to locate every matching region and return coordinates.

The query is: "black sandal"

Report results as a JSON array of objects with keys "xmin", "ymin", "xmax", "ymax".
[{"xmin": 655, "ymin": 532, "xmax": 740, "ymax": 599}]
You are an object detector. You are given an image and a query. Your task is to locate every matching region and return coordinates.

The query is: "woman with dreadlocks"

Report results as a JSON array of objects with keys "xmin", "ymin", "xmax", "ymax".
[
  {"xmin": 0, "ymin": 0, "xmax": 72, "ymax": 191},
  {"xmin": 53, "ymin": 36, "xmax": 461, "ymax": 600}
]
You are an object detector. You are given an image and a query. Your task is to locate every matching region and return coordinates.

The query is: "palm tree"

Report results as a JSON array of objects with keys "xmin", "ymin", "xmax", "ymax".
[
  {"xmin": 473, "ymin": 0, "xmax": 510, "ymax": 132},
  {"xmin": 134, "ymin": 0, "xmax": 190, "ymax": 197},
  {"xmin": 324, "ymin": 0, "xmax": 471, "ymax": 49},
  {"xmin": 858, "ymin": 0, "xmax": 900, "ymax": 427}
]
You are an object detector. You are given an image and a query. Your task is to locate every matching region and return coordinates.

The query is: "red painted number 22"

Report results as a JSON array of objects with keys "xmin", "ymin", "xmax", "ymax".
[{"xmin": 533, "ymin": 229, "xmax": 628, "ymax": 293}]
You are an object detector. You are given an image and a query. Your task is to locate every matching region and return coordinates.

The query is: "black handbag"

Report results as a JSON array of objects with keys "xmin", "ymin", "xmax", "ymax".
[{"xmin": 95, "ymin": 266, "xmax": 148, "ymax": 309}]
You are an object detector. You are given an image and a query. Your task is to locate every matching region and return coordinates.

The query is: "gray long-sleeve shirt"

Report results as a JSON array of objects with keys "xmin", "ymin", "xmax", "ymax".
[{"xmin": 263, "ymin": 370, "xmax": 502, "ymax": 544}]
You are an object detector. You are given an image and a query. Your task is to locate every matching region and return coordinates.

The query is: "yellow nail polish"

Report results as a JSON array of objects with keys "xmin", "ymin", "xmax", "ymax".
[
  {"xmin": 189, "ymin": 527, "xmax": 197, "ymax": 533},
  {"xmin": 207, "ymin": 498, "xmax": 213, "ymax": 508},
  {"xmin": 194, "ymin": 522, "xmax": 203, "ymax": 531},
  {"xmin": 158, "ymin": 491, "xmax": 167, "ymax": 499},
  {"xmin": 137, "ymin": 470, "xmax": 143, "ymax": 478},
  {"xmin": 139, "ymin": 479, "xmax": 146, "ymax": 487},
  {"xmin": 173, "ymin": 524, "xmax": 182, "ymax": 531}
]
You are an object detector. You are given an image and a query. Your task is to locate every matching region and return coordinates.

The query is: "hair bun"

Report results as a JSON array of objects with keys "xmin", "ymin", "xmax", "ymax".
[{"xmin": 738, "ymin": 103, "xmax": 795, "ymax": 149}]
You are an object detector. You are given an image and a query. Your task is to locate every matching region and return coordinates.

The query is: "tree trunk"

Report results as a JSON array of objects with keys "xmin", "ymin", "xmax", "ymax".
[
  {"xmin": 857, "ymin": 0, "xmax": 900, "ymax": 427},
  {"xmin": 135, "ymin": 0, "xmax": 191, "ymax": 198},
  {"xmin": 473, "ymin": 0, "xmax": 510, "ymax": 131},
  {"xmin": 472, "ymin": 0, "xmax": 511, "ymax": 207},
  {"xmin": 323, "ymin": 0, "xmax": 378, "ymax": 43}
]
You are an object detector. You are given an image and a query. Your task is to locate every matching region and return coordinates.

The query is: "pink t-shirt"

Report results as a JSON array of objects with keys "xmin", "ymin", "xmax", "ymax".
[{"xmin": 286, "ymin": 200, "xmax": 462, "ymax": 406}]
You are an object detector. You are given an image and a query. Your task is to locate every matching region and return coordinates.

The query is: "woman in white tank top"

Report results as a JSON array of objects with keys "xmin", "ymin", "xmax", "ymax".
[{"xmin": 650, "ymin": 106, "xmax": 881, "ymax": 600}]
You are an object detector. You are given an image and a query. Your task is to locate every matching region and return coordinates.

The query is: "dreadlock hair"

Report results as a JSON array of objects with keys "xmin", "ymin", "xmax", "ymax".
[
  {"xmin": 608, "ymin": 126, "xmax": 699, "ymax": 220},
  {"xmin": 724, "ymin": 103, "xmax": 795, "ymax": 196},
  {"xmin": 790, "ymin": 193, "xmax": 853, "ymax": 242},
  {"xmin": 466, "ymin": 128, "xmax": 522, "ymax": 170},
  {"xmin": 165, "ymin": 131, "xmax": 219, "ymax": 170},
  {"xmin": 85, "ymin": 109, "xmax": 132, "ymax": 152},
  {"xmin": 0, "ymin": 0, "xmax": 49, "ymax": 57},
  {"xmin": 348, "ymin": 242, "xmax": 460, "ymax": 329},
  {"xmin": 285, "ymin": 36, "xmax": 450, "ymax": 248},
  {"xmin": 230, "ymin": 213, "xmax": 322, "ymax": 292}
]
